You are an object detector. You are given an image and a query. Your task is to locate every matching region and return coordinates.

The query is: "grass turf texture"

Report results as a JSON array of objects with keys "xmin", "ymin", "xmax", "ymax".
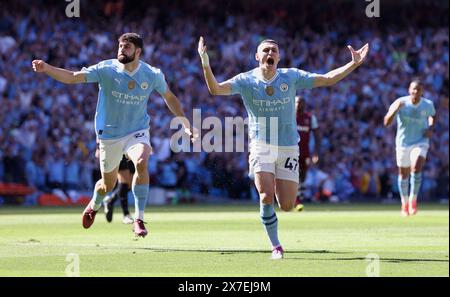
[{"xmin": 0, "ymin": 204, "xmax": 448, "ymax": 277}]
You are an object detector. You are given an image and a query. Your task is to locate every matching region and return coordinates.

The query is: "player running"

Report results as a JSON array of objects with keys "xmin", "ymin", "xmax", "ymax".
[
  {"xmin": 198, "ymin": 37, "xmax": 369, "ymax": 259},
  {"xmin": 93, "ymin": 141, "xmax": 134, "ymax": 224},
  {"xmin": 383, "ymin": 79, "xmax": 436, "ymax": 216},
  {"xmin": 33, "ymin": 33, "xmax": 196, "ymax": 237}
]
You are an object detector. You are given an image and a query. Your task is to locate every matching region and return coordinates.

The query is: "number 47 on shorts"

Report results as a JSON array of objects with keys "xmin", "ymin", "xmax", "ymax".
[{"xmin": 284, "ymin": 157, "xmax": 298, "ymax": 172}]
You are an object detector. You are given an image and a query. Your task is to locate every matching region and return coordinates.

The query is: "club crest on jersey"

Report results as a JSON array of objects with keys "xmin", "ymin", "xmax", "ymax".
[
  {"xmin": 280, "ymin": 83, "xmax": 289, "ymax": 92},
  {"xmin": 141, "ymin": 82, "xmax": 149, "ymax": 90},
  {"xmin": 128, "ymin": 81, "xmax": 136, "ymax": 90},
  {"xmin": 265, "ymin": 86, "xmax": 274, "ymax": 96}
]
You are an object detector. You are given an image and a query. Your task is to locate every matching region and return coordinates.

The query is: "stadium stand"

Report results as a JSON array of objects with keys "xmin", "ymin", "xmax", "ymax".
[{"xmin": 0, "ymin": 0, "xmax": 448, "ymax": 204}]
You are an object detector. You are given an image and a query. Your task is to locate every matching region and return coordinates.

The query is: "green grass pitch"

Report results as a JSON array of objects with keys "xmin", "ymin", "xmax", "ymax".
[{"xmin": 0, "ymin": 204, "xmax": 448, "ymax": 277}]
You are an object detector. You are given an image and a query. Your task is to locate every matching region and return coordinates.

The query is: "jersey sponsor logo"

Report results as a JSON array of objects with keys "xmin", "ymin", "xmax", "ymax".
[
  {"xmin": 253, "ymin": 97, "xmax": 290, "ymax": 107},
  {"xmin": 111, "ymin": 91, "xmax": 147, "ymax": 104},
  {"xmin": 253, "ymin": 97, "xmax": 291, "ymax": 112},
  {"xmin": 128, "ymin": 81, "xmax": 136, "ymax": 90},
  {"xmin": 402, "ymin": 115, "xmax": 426, "ymax": 123},
  {"xmin": 280, "ymin": 83, "xmax": 289, "ymax": 92},
  {"xmin": 141, "ymin": 82, "xmax": 149, "ymax": 90}
]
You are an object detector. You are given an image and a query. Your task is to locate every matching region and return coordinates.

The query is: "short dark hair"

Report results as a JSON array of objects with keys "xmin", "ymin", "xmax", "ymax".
[
  {"xmin": 257, "ymin": 39, "xmax": 279, "ymax": 50},
  {"xmin": 410, "ymin": 78, "xmax": 423, "ymax": 87},
  {"xmin": 118, "ymin": 33, "xmax": 144, "ymax": 54}
]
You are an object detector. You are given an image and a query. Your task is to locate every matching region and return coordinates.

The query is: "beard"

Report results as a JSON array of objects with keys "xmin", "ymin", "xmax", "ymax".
[{"xmin": 118, "ymin": 52, "xmax": 135, "ymax": 64}]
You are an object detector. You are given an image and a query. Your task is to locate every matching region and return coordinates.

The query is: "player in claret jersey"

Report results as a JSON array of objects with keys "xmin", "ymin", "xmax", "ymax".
[
  {"xmin": 198, "ymin": 37, "xmax": 369, "ymax": 259},
  {"xmin": 294, "ymin": 96, "xmax": 320, "ymax": 212},
  {"xmin": 33, "ymin": 33, "xmax": 197, "ymax": 237},
  {"xmin": 384, "ymin": 79, "xmax": 436, "ymax": 217}
]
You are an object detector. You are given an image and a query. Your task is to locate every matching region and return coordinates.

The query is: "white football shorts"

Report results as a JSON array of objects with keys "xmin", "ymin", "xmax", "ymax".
[
  {"xmin": 98, "ymin": 129, "xmax": 152, "ymax": 173},
  {"xmin": 248, "ymin": 141, "xmax": 299, "ymax": 183},
  {"xmin": 396, "ymin": 142, "xmax": 429, "ymax": 168}
]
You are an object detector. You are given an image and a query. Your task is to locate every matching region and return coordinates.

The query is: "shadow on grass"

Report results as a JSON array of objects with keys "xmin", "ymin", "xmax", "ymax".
[
  {"xmin": 285, "ymin": 256, "xmax": 449, "ymax": 263},
  {"xmin": 113, "ymin": 247, "xmax": 449, "ymax": 263},
  {"xmin": 133, "ymin": 247, "xmax": 348, "ymax": 255}
]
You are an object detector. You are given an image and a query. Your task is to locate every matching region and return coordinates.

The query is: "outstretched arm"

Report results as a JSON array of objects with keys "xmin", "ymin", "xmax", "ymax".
[
  {"xmin": 198, "ymin": 36, "xmax": 231, "ymax": 96},
  {"xmin": 313, "ymin": 43, "xmax": 369, "ymax": 88},
  {"xmin": 383, "ymin": 100, "xmax": 404, "ymax": 126},
  {"xmin": 32, "ymin": 60, "xmax": 86, "ymax": 84},
  {"xmin": 162, "ymin": 87, "xmax": 199, "ymax": 141}
]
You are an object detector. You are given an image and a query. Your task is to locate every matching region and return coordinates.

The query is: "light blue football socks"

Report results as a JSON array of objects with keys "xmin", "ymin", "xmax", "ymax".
[
  {"xmin": 398, "ymin": 176, "xmax": 409, "ymax": 205},
  {"xmin": 133, "ymin": 184, "xmax": 149, "ymax": 220},
  {"xmin": 260, "ymin": 202, "xmax": 280, "ymax": 248},
  {"xmin": 409, "ymin": 172, "xmax": 422, "ymax": 202}
]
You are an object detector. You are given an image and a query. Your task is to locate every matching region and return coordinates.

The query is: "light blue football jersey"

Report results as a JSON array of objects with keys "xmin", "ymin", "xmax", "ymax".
[
  {"xmin": 391, "ymin": 96, "xmax": 436, "ymax": 147},
  {"xmin": 81, "ymin": 59, "xmax": 167, "ymax": 140},
  {"xmin": 227, "ymin": 68, "xmax": 316, "ymax": 146}
]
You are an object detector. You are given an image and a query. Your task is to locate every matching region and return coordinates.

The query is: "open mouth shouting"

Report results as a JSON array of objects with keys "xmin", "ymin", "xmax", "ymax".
[{"xmin": 267, "ymin": 57, "xmax": 274, "ymax": 66}]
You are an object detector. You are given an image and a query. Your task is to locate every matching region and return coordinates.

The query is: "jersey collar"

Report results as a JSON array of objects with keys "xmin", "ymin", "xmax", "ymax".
[
  {"xmin": 409, "ymin": 96, "xmax": 422, "ymax": 107},
  {"xmin": 115, "ymin": 59, "xmax": 141, "ymax": 77},
  {"xmin": 255, "ymin": 68, "xmax": 279, "ymax": 84}
]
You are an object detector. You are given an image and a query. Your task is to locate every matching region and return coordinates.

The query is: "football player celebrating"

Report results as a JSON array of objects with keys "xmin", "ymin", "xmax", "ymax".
[
  {"xmin": 33, "ymin": 33, "xmax": 196, "ymax": 237},
  {"xmin": 198, "ymin": 36, "xmax": 368, "ymax": 259}
]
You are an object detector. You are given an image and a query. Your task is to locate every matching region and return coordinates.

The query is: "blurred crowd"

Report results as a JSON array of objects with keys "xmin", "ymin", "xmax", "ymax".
[{"xmin": 0, "ymin": 0, "xmax": 448, "ymax": 203}]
